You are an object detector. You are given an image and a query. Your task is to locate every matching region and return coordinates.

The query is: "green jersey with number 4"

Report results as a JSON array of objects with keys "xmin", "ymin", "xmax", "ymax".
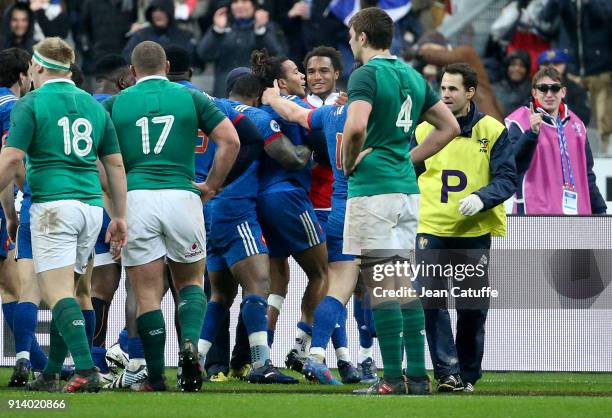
[
  {"xmin": 347, "ymin": 56, "xmax": 439, "ymax": 198},
  {"xmin": 7, "ymin": 79, "xmax": 120, "ymax": 205},
  {"xmin": 103, "ymin": 76, "xmax": 226, "ymax": 194}
]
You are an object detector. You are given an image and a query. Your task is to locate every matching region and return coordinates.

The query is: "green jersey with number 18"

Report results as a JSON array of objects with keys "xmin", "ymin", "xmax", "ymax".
[
  {"xmin": 7, "ymin": 79, "xmax": 120, "ymax": 206},
  {"xmin": 346, "ymin": 56, "xmax": 439, "ymax": 199},
  {"xmin": 103, "ymin": 76, "xmax": 226, "ymax": 194}
]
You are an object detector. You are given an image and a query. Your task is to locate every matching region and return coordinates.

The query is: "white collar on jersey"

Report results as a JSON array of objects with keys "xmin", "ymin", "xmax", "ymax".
[
  {"xmin": 42, "ymin": 78, "xmax": 75, "ymax": 87},
  {"xmin": 136, "ymin": 75, "xmax": 168, "ymax": 84},
  {"xmin": 370, "ymin": 54, "xmax": 398, "ymax": 61},
  {"xmin": 306, "ymin": 92, "xmax": 339, "ymax": 108}
]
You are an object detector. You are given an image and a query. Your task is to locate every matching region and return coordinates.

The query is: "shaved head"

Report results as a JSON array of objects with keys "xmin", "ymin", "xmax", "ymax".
[{"xmin": 131, "ymin": 41, "xmax": 168, "ymax": 77}]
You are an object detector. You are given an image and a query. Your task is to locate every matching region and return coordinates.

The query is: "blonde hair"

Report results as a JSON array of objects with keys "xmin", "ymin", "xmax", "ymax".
[{"xmin": 33, "ymin": 37, "xmax": 75, "ymax": 75}]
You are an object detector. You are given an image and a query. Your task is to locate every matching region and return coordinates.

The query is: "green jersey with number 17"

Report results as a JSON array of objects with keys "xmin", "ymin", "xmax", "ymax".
[
  {"xmin": 103, "ymin": 76, "xmax": 226, "ymax": 194},
  {"xmin": 7, "ymin": 79, "xmax": 120, "ymax": 206},
  {"xmin": 346, "ymin": 56, "xmax": 439, "ymax": 199}
]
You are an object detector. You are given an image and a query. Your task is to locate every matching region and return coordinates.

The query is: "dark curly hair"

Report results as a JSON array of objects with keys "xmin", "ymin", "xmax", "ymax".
[
  {"xmin": 250, "ymin": 49, "xmax": 289, "ymax": 88},
  {"xmin": 303, "ymin": 46, "xmax": 343, "ymax": 77}
]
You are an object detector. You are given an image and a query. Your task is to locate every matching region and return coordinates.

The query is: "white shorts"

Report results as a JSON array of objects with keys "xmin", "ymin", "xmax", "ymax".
[
  {"xmin": 122, "ymin": 189, "xmax": 206, "ymax": 267},
  {"xmin": 30, "ymin": 200, "xmax": 103, "ymax": 274},
  {"xmin": 93, "ymin": 252, "xmax": 116, "ymax": 268},
  {"xmin": 343, "ymin": 193, "xmax": 419, "ymax": 256}
]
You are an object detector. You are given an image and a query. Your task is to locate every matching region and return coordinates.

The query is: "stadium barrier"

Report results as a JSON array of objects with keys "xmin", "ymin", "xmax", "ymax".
[{"xmin": 1, "ymin": 216, "xmax": 611, "ymax": 372}]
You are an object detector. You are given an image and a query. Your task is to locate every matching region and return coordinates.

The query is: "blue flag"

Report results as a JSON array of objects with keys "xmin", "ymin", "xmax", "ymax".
[{"xmin": 328, "ymin": 0, "xmax": 412, "ymax": 26}]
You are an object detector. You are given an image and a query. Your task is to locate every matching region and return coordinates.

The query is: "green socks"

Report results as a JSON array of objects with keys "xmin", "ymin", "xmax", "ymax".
[
  {"xmin": 177, "ymin": 285, "xmax": 207, "ymax": 345},
  {"xmin": 372, "ymin": 301, "xmax": 404, "ymax": 380},
  {"xmin": 401, "ymin": 300, "xmax": 427, "ymax": 377},
  {"xmin": 51, "ymin": 298, "xmax": 94, "ymax": 371},
  {"xmin": 43, "ymin": 318, "xmax": 69, "ymax": 375},
  {"xmin": 137, "ymin": 310, "xmax": 166, "ymax": 380}
]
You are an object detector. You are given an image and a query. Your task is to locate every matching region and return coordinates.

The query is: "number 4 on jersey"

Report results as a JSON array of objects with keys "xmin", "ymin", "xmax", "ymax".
[
  {"xmin": 396, "ymin": 95, "xmax": 413, "ymax": 133},
  {"xmin": 136, "ymin": 115, "xmax": 174, "ymax": 154}
]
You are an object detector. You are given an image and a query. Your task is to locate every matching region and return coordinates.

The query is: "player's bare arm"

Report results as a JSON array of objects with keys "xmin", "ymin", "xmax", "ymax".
[
  {"xmin": 410, "ymin": 101, "xmax": 459, "ymax": 163},
  {"xmin": 342, "ymin": 99, "xmax": 371, "ymax": 175},
  {"xmin": 198, "ymin": 118, "xmax": 240, "ymax": 200},
  {"xmin": 262, "ymin": 80, "xmax": 311, "ymax": 128},
  {"xmin": 265, "ymin": 135, "xmax": 312, "ymax": 170},
  {"xmin": 0, "ymin": 147, "xmax": 23, "ymax": 243},
  {"xmin": 101, "ymin": 152, "xmax": 128, "ymax": 258},
  {"xmin": 96, "ymin": 158, "xmax": 115, "ymax": 218}
]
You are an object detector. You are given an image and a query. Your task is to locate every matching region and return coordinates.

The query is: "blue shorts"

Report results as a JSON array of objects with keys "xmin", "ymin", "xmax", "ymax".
[
  {"xmin": 94, "ymin": 210, "xmax": 111, "ymax": 255},
  {"xmin": 258, "ymin": 188, "xmax": 326, "ymax": 258},
  {"xmin": 314, "ymin": 209, "xmax": 330, "ymax": 233},
  {"xmin": 327, "ymin": 206, "xmax": 354, "ymax": 263},
  {"xmin": 15, "ymin": 222, "xmax": 32, "ymax": 260},
  {"xmin": 206, "ymin": 202, "xmax": 268, "ymax": 272}
]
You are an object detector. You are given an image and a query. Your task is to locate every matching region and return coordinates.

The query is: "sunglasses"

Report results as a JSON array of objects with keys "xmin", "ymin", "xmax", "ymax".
[{"xmin": 535, "ymin": 83, "xmax": 562, "ymax": 93}]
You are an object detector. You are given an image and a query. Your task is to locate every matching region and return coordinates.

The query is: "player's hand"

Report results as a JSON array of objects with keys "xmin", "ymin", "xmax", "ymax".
[
  {"xmin": 6, "ymin": 216, "xmax": 18, "ymax": 244},
  {"xmin": 195, "ymin": 181, "xmax": 216, "ymax": 203},
  {"xmin": 105, "ymin": 218, "xmax": 128, "ymax": 261},
  {"xmin": 255, "ymin": 9, "xmax": 269, "ymax": 29},
  {"xmin": 261, "ymin": 80, "xmax": 281, "ymax": 105},
  {"xmin": 458, "ymin": 194, "xmax": 484, "ymax": 216},
  {"xmin": 213, "ymin": 7, "xmax": 229, "ymax": 30},
  {"xmin": 529, "ymin": 102, "xmax": 543, "ymax": 134},
  {"xmin": 335, "ymin": 91, "xmax": 348, "ymax": 106},
  {"xmin": 346, "ymin": 147, "xmax": 373, "ymax": 175}
]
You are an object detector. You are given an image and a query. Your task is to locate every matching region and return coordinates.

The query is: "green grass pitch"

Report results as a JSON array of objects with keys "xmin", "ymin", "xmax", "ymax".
[{"xmin": 0, "ymin": 368, "xmax": 611, "ymax": 417}]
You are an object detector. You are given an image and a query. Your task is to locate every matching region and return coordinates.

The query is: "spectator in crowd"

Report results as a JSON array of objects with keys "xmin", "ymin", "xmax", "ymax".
[
  {"xmin": 29, "ymin": 0, "xmax": 70, "ymax": 40},
  {"xmin": 412, "ymin": 31, "xmax": 505, "ymax": 122},
  {"xmin": 197, "ymin": 0, "xmax": 284, "ymax": 97},
  {"xmin": 492, "ymin": 49, "xmax": 532, "ymax": 117},
  {"xmin": 122, "ymin": 0, "xmax": 196, "ymax": 64},
  {"xmin": 490, "ymin": 0, "xmax": 551, "ymax": 76},
  {"xmin": 536, "ymin": 49, "xmax": 591, "ymax": 126},
  {"xmin": 1, "ymin": 2, "xmax": 35, "ymax": 53},
  {"xmin": 506, "ymin": 67, "xmax": 606, "ymax": 215},
  {"xmin": 81, "ymin": 0, "xmax": 137, "ymax": 75},
  {"xmin": 538, "ymin": 0, "xmax": 612, "ymax": 155}
]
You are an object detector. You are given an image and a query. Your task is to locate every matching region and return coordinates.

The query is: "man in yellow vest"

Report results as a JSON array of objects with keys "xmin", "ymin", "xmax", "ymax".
[{"xmin": 411, "ymin": 63, "xmax": 516, "ymax": 393}]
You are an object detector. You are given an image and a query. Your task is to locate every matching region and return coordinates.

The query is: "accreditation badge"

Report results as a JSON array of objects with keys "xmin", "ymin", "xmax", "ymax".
[{"xmin": 562, "ymin": 188, "xmax": 578, "ymax": 215}]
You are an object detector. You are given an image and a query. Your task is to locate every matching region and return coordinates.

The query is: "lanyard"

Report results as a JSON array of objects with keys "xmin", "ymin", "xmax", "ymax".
[{"xmin": 556, "ymin": 114, "xmax": 575, "ymax": 190}]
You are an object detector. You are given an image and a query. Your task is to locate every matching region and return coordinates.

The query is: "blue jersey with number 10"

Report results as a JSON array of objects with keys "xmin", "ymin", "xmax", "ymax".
[{"xmin": 307, "ymin": 105, "xmax": 348, "ymax": 204}]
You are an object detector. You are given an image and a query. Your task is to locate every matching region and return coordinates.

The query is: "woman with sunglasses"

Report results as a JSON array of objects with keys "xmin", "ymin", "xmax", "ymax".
[{"xmin": 505, "ymin": 67, "xmax": 606, "ymax": 215}]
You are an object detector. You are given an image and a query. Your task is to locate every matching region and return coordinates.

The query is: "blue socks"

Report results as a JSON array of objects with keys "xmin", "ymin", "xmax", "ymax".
[
  {"xmin": 82, "ymin": 310, "xmax": 95, "ymax": 350},
  {"xmin": 128, "ymin": 336, "xmax": 145, "ymax": 360},
  {"xmin": 354, "ymin": 297, "xmax": 374, "ymax": 349},
  {"xmin": 200, "ymin": 301, "xmax": 228, "ymax": 343},
  {"xmin": 310, "ymin": 296, "xmax": 344, "ymax": 356},
  {"xmin": 92, "ymin": 346, "xmax": 109, "ymax": 373},
  {"xmin": 241, "ymin": 294, "xmax": 269, "ymax": 369},
  {"xmin": 267, "ymin": 329, "xmax": 275, "ymax": 348},
  {"xmin": 14, "ymin": 302, "xmax": 38, "ymax": 355},
  {"xmin": 2, "ymin": 301, "xmax": 17, "ymax": 334},
  {"xmin": 118, "ymin": 328, "xmax": 129, "ymax": 353},
  {"xmin": 7, "ymin": 302, "xmax": 48, "ymax": 370},
  {"xmin": 331, "ymin": 304, "xmax": 348, "ymax": 349}
]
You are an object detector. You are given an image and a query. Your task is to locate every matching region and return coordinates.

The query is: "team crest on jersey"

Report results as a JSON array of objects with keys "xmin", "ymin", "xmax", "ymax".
[
  {"xmin": 418, "ymin": 236, "xmax": 428, "ymax": 249},
  {"xmin": 270, "ymin": 120, "xmax": 281, "ymax": 133},
  {"xmin": 477, "ymin": 138, "xmax": 489, "ymax": 153}
]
